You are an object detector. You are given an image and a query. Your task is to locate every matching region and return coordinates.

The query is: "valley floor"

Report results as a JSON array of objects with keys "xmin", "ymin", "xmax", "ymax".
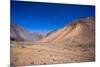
[{"xmin": 11, "ymin": 43, "xmax": 95, "ymax": 66}]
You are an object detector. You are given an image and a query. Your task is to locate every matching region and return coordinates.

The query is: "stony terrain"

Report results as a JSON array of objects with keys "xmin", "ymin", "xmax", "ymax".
[{"xmin": 10, "ymin": 17, "xmax": 95, "ymax": 66}]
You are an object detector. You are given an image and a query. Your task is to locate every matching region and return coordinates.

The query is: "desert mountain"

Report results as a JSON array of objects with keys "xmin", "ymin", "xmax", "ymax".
[
  {"xmin": 30, "ymin": 32, "xmax": 47, "ymax": 41},
  {"xmin": 11, "ymin": 17, "xmax": 95, "ymax": 66},
  {"xmin": 10, "ymin": 23, "xmax": 45, "ymax": 42},
  {"xmin": 40, "ymin": 17, "xmax": 95, "ymax": 46}
]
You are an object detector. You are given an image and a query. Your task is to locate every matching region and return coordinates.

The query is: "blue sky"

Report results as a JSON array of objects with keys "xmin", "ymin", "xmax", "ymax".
[{"xmin": 11, "ymin": 1, "xmax": 95, "ymax": 32}]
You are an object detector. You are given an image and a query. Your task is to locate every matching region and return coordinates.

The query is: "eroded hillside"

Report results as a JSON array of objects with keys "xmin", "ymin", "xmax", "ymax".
[{"xmin": 11, "ymin": 17, "xmax": 95, "ymax": 66}]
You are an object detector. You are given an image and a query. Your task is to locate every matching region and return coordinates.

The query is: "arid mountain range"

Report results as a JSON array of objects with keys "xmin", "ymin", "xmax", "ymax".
[
  {"xmin": 39, "ymin": 17, "xmax": 95, "ymax": 48},
  {"xmin": 11, "ymin": 17, "xmax": 95, "ymax": 43},
  {"xmin": 10, "ymin": 23, "xmax": 46, "ymax": 42},
  {"xmin": 11, "ymin": 17, "xmax": 95, "ymax": 66},
  {"xmin": 40, "ymin": 17, "xmax": 95, "ymax": 42}
]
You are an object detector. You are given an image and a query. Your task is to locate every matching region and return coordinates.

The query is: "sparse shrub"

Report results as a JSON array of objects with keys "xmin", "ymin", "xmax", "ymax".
[
  {"xmin": 28, "ymin": 44, "xmax": 33, "ymax": 45},
  {"xmin": 31, "ymin": 61, "xmax": 34, "ymax": 64},
  {"xmin": 49, "ymin": 55, "xmax": 52, "ymax": 57},
  {"xmin": 77, "ymin": 44, "xmax": 85, "ymax": 48},
  {"xmin": 72, "ymin": 40, "xmax": 75, "ymax": 43},
  {"xmin": 15, "ymin": 59, "xmax": 18, "ymax": 62},
  {"xmin": 64, "ymin": 48, "xmax": 66, "ymax": 49},
  {"xmin": 38, "ymin": 49, "xmax": 44, "ymax": 52},
  {"xmin": 52, "ymin": 58, "xmax": 56, "ymax": 61},
  {"xmin": 78, "ymin": 44, "xmax": 82, "ymax": 47},
  {"xmin": 21, "ymin": 45, "xmax": 26, "ymax": 48},
  {"xmin": 43, "ymin": 63, "xmax": 46, "ymax": 64},
  {"xmin": 38, "ymin": 50, "xmax": 41, "ymax": 52}
]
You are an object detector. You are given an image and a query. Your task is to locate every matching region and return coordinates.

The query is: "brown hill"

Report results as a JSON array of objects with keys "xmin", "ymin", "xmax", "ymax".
[
  {"xmin": 11, "ymin": 23, "xmax": 45, "ymax": 42},
  {"xmin": 40, "ymin": 17, "xmax": 95, "ymax": 46}
]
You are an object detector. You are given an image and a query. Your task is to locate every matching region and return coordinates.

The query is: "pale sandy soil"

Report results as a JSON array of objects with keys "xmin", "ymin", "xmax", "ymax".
[{"xmin": 11, "ymin": 44, "xmax": 95, "ymax": 66}]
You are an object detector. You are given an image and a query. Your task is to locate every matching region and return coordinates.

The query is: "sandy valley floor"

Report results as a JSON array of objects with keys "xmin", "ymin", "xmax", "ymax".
[{"xmin": 11, "ymin": 43, "xmax": 95, "ymax": 66}]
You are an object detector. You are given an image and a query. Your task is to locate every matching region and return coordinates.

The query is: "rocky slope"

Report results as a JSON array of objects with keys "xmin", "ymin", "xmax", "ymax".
[
  {"xmin": 10, "ymin": 23, "xmax": 45, "ymax": 42},
  {"xmin": 40, "ymin": 17, "xmax": 95, "ymax": 46}
]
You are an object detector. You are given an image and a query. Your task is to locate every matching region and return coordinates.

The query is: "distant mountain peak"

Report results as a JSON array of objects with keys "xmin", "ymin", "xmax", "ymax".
[{"xmin": 11, "ymin": 22, "xmax": 46, "ymax": 42}]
